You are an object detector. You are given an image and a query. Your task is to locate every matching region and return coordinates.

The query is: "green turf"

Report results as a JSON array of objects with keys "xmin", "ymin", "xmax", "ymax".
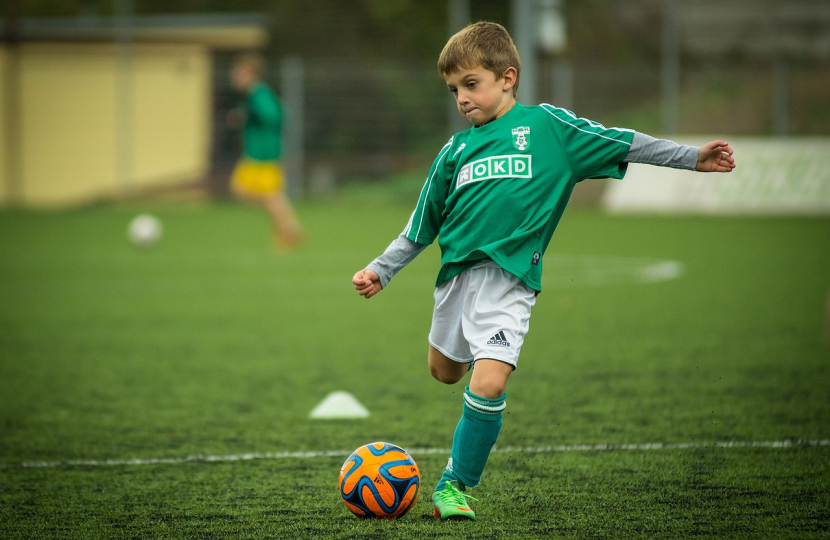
[{"xmin": 1, "ymin": 192, "xmax": 829, "ymax": 539}]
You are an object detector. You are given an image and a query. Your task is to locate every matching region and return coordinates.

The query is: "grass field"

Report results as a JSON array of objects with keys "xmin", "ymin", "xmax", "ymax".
[{"xmin": 1, "ymin": 189, "xmax": 829, "ymax": 539}]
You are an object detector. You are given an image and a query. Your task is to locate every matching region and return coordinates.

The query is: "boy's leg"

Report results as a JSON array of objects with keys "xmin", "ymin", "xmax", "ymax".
[
  {"xmin": 230, "ymin": 178, "xmax": 267, "ymax": 205},
  {"xmin": 428, "ymin": 345, "xmax": 469, "ymax": 385},
  {"xmin": 429, "ymin": 264, "xmax": 533, "ymax": 519},
  {"xmin": 435, "ymin": 359, "xmax": 511, "ymax": 491},
  {"xmin": 230, "ymin": 161, "xmax": 303, "ymax": 248},
  {"xmin": 469, "ymin": 358, "xmax": 512, "ymax": 398},
  {"xmin": 264, "ymin": 191, "xmax": 304, "ymax": 247},
  {"xmin": 433, "ymin": 359, "xmax": 510, "ymax": 520}
]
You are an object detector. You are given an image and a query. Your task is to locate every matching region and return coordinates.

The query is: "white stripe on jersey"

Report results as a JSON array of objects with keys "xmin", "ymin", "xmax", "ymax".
[
  {"xmin": 402, "ymin": 209, "xmax": 416, "ymax": 237},
  {"xmin": 540, "ymin": 104, "xmax": 633, "ymax": 146},
  {"xmin": 409, "ymin": 137, "xmax": 454, "ymax": 242}
]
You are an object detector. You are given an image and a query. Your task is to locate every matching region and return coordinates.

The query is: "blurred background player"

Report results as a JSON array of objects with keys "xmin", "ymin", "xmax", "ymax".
[
  {"xmin": 353, "ymin": 21, "xmax": 735, "ymax": 522},
  {"xmin": 228, "ymin": 53, "xmax": 304, "ymax": 249}
]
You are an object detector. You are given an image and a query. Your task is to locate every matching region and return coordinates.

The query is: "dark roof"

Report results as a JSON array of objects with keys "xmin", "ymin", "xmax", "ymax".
[{"xmin": 1, "ymin": 13, "xmax": 270, "ymax": 49}]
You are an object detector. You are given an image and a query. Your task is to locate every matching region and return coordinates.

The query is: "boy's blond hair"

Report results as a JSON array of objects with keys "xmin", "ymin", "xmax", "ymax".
[{"xmin": 438, "ymin": 22, "xmax": 522, "ymax": 97}]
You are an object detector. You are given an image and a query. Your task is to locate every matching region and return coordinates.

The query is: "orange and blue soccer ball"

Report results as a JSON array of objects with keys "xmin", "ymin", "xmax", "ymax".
[{"xmin": 339, "ymin": 442, "xmax": 420, "ymax": 518}]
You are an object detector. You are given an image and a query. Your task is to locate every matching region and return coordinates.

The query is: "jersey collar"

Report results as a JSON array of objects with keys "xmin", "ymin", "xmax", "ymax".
[{"xmin": 471, "ymin": 102, "xmax": 523, "ymax": 135}]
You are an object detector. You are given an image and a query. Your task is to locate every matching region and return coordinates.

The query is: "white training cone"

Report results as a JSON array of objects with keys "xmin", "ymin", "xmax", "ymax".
[{"xmin": 309, "ymin": 391, "xmax": 370, "ymax": 419}]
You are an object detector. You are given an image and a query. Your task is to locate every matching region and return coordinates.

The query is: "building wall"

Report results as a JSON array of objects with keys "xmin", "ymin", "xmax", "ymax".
[
  {"xmin": 19, "ymin": 43, "xmax": 119, "ymax": 206},
  {"xmin": 132, "ymin": 45, "xmax": 212, "ymax": 188},
  {"xmin": 0, "ymin": 42, "xmax": 211, "ymax": 207}
]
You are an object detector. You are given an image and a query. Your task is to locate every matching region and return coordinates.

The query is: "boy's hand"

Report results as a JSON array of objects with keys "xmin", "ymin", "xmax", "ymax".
[
  {"xmin": 696, "ymin": 140, "xmax": 736, "ymax": 173},
  {"xmin": 353, "ymin": 269, "xmax": 383, "ymax": 299}
]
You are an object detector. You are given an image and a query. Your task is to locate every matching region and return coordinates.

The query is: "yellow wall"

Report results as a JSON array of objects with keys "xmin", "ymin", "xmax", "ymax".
[
  {"xmin": 132, "ymin": 45, "xmax": 211, "ymax": 187},
  {"xmin": 19, "ymin": 44, "xmax": 119, "ymax": 206},
  {"xmin": 3, "ymin": 42, "xmax": 211, "ymax": 207}
]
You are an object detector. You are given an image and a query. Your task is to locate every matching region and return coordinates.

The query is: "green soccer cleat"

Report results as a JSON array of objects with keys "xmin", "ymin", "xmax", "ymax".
[{"xmin": 432, "ymin": 480, "xmax": 478, "ymax": 521}]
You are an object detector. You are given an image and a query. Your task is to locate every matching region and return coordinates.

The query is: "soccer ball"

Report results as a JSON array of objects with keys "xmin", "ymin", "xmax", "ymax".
[
  {"xmin": 339, "ymin": 442, "xmax": 420, "ymax": 519},
  {"xmin": 127, "ymin": 214, "xmax": 162, "ymax": 247}
]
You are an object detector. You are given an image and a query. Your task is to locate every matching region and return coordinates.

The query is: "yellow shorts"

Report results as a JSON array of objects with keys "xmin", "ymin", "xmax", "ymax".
[{"xmin": 231, "ymin": 160, "xmax": 284, "ymax": 195}]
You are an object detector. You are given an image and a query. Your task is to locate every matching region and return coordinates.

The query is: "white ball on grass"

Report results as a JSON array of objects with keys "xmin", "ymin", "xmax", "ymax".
[{"xmin": 128, "ymin": 214, "xmax": 163, "ymax": 247}]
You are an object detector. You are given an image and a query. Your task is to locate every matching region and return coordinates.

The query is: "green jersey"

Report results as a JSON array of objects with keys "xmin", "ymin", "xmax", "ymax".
[
  {"xmin": 242, "ymin": 82, "xmax": 283, "ymax": 161},
  {"xmin": 404, "ymin": 103, "xmax": 635, "ymax": 291}
]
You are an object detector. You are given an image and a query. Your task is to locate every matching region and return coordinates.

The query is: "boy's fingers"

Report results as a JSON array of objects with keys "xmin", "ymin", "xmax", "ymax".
[
  {"xmin": 718, "ymin": 157, "xmax": 736, "ymax": 171},
  {"xmin": 353, "ymin": 271, "xmax": 373, "ymax": 286},
  {"xmin": 707, "ymin": 141, "xmax": 730, "ymax": 153},
  {"xmin": 352, "ymin": 270, "xmax": 381, "ymax": 297}
]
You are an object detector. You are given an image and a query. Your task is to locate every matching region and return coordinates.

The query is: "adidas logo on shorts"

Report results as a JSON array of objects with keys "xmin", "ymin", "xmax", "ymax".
[{"xmin": 487, "ymin": 331, "xmax": 511, "ymax": 347}]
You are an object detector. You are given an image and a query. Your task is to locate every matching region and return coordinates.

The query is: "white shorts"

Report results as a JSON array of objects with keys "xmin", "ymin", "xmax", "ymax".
[{"xmin": 428, "ymin": 261, "xmax": 536, "ymax": 368}]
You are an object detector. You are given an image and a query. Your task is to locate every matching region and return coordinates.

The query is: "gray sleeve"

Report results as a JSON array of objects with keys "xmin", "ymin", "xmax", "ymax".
[
  {"xmin": 366, "ymin": 233, "xmax": 428, "ymax": 289},
  {"xmin": 625, "ymin": 131, "xmax": 698, "ymax": 170}
]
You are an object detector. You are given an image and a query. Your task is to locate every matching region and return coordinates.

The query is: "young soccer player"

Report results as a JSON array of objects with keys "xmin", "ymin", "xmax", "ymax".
[
  {"xmin": 352, "ymin": 22, "xmax": 735, "ymax": 520},
  {"xmin": 229, "ymin": 53, "xmax": 304, "ymax": 249}
]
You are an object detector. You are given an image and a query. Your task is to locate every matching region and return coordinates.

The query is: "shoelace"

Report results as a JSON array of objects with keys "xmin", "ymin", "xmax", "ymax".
[{"xmin": 436, "ymin": 481, "xmax": 479, "ymax": 507}]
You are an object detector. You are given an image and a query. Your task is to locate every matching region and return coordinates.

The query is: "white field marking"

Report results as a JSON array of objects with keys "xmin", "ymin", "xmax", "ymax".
[
  {"xmin": 543, "ymin": 254, "xmax": 685, "ymax": 288},
  {"xmin": 8, "ymin": 439, "xmax": 828, "ymax": 469},
  {"xmin": 6, "ymin": 254, "xmax": 683, "ymax": 290}
]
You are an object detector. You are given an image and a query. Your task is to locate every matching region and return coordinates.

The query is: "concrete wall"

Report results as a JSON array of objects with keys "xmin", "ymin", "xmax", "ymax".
[
  {"xmin": 0, "ymin": 42, "xmax": 211, "ymax": 207},
  {"xmin": 603, "ymin": 137, "xmax": 830, "ymax": 214}
]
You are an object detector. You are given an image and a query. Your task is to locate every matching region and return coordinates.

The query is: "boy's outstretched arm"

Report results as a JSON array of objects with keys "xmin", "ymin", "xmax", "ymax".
[
  {"xmin": 696, "ymin": 140, "xmax": 736, "ymax": 172},
  {"xmin": 352, "ymin": 233, "xmax": 428, "ymax": 300},
  {"xmin": 353, "ymin": 269, "xmax": 383, "ymax": 299},
  {"xmin": 624, "ymin": 132, "xmax": 736, "ymax": 173}
]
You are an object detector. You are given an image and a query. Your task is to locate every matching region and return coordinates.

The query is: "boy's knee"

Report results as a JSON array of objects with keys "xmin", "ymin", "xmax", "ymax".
[
  {"xmin": 470, "ymin": 378, "xmax": 506, "ymax": 399},
  {"xmin": 468, "ymin": 359, "xmax": 512, "ymax": 398},
  {"xmin": 428, "ymin": 346, "xmax": 468, "ymax": 385}
]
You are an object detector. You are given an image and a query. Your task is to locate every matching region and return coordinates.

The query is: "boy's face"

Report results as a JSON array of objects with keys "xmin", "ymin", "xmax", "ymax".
[
  {"xmin": 231, "ymin": 64, "xmax": 256, "ymax": 92},
  {"xmin": 444, "ymin": 65, "xmax": 517, "ymax": 126}
]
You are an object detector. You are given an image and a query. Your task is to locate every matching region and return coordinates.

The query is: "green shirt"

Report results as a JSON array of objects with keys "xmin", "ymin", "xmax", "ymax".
[
  {"xmin": 242, "ymin": 82, "xmax": 283, "ymax": 161},
  {"xmin": 404, "ymin": 103, "xmax": 635, "ymax": 291}
]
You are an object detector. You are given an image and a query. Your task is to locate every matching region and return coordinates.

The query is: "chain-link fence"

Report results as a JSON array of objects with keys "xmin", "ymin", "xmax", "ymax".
[{"xmin": 3, "ymin": 0, "xmax": 829, "ymax": 206}]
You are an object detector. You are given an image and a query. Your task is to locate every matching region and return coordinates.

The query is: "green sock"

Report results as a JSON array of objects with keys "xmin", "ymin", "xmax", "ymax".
[{"xmin": 436, "ymin": 386, "xmax": 506, "ymax": 491}]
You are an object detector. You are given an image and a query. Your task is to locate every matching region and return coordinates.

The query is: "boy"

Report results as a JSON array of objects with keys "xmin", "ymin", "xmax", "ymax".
[
  {"xmin": 229, "ymin": 53, "xmax": 304, "ymax": 249},
  {"xmin": 352, "ymin": 22, "xmax": 735, "ymax": 521}
]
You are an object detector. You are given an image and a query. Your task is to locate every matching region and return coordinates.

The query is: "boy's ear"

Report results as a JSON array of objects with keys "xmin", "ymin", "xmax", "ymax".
[{"xmin": 501, "ymin": 67, "xmax": 518, "ymax": 91}]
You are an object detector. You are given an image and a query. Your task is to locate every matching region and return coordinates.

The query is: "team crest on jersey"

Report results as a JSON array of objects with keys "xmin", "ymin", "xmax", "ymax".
[{"xmin": 512, "ymin": 126, "xmax": 530, "ymax": 151}]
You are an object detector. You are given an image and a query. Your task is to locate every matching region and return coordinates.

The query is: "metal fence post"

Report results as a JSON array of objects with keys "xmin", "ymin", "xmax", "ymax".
[
  {"xmin": 661, "ymin": 0, "xmax": 680, "ymax": 135},
  {"xmin": 280, "ymin": 56, "xmax": 305, "ymax": 200},
  {"xmin": 447, "ymin": 0, "xmax": 470, "ymax": 134},
  {"xmin": 114, "ymin": 0, "xmax": 134, "ymax": 194},
  {"xmin": 772, "ymin": 58, "xmax": 789, "ymax": 137},
  {"xmin": 511, "ymin": 0, "xmax": 538, "ymax": 106}
]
